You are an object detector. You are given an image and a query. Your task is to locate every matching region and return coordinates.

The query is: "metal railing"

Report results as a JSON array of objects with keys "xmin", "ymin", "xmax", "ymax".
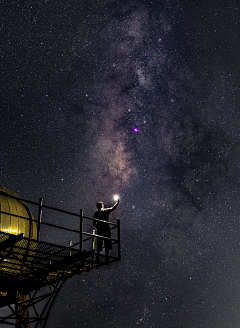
[{"xmin": 0, "ymin": 192, "xmax": 121, "ymax": 260}]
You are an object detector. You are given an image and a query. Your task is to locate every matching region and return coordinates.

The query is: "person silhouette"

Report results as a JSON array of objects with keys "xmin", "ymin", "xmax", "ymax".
[{"xmin": 93, "ymin": 198, "xmax": 119, "ymax": 263}]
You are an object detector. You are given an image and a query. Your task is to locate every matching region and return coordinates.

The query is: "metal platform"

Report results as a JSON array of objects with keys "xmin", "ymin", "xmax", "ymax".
[
  {"xmin": 0, "ymin": 193, "xmax": 121, "ymax": 327},
  {"xmin": 0, "ymin": 232, "xmax": 119, "ymax": 295}
]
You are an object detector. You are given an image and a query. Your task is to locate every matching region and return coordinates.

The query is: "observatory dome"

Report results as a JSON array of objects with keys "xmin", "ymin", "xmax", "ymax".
[
  {"xmin": 0, "ymin": 186, "xmax": 37, "ymax": 284},
  {"xmin": 0, "ymin": 185, "xmax": 37, "ymax": 239}
]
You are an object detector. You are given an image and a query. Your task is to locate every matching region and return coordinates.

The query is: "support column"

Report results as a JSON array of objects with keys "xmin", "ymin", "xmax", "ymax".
[
  {"xmin": 37, "ymin": 198, "xmax": 43, "ymax": 242},
  {"xmin": 15, "ymin": 291, "xmax": 30, "ymax": 328}
]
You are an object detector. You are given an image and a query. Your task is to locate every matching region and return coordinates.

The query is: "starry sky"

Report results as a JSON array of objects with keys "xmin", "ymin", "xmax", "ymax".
[{"xmin": 1, "ymin": 0, "xmax": 240, "ymax": 327}]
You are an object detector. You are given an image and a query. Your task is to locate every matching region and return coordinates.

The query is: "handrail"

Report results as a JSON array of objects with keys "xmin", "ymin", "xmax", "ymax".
[
  {"xmin": 0, "ymin": 211, "xmax": 117, "ymax": 228},
  {"xmin": 0, "ymin": 193, "xmax": 121, "ymax": 260},
  {"xmin": 82, "ymin": 231, "xmax": 118, "ymax": 242},
  {"xmin": 0, "ymin": 211, "xmax": 35, "ymax": 222},
  {"xmin": 38, "ymin": 221, "xmax": 80, "ymax": 234},
  {"xmin": 42, "ymin": 204, "xmax": 81, "ymax": 217},
  {"xmin": 84, "ymin": 216, "xmax": 117, "ymax": 226}
]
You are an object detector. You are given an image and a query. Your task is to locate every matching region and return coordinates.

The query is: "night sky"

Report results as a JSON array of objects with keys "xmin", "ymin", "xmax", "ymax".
[{"xmin": 1, "ymin": 0, "xmax": 240, "ymax": 327}]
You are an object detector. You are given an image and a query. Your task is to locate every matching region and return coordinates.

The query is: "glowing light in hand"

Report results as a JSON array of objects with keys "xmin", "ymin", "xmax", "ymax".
[{"xmin": 114, "ymin": 195, "xmax": 119, "ymax": 201}]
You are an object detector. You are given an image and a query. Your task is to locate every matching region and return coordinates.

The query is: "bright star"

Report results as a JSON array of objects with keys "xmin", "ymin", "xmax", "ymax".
[{"xmin": 133, "ymin": 127, "xmax": 139, "ymax": 132}]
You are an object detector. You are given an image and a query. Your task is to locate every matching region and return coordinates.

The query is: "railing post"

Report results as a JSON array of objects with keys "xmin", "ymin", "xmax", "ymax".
[
  {"xmin": 49, "ymin": 250, "xmax": 52, "ymax": 266},
  {"xmin": 37, "ymin": 198, "xmax": 43, "ymax": 242},
  {"xmin": 92, "ymin": 230, "xmax": 96, "ymax": 251},
  {"xmin": 117, "ymin": 218, "xmax": 121, "ymax": 260},
  {"xmin": 80, "ymin": 209, "xmax": 83, "ymax": 252},
  {"xmin": 92, "ymin": 230, "xmax": 96, "ymax": 265}
]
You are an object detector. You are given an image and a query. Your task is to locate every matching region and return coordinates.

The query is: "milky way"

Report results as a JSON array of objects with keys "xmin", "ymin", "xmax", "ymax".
[
  {"xmin": 81, "ymin": 0, "xmax": 232, "ymax": 273},
  {"xmin": 1, "ymin": 0, "xmax": 240, "ymax": 327}
]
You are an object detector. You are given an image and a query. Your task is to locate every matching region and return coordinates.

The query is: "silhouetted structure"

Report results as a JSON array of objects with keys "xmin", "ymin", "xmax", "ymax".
[
  {"xmin": 0, "ymin": 187, "xmax": 121, "ymax": 327},
  {"xmin": 93, "ymin": 200, "xmax": 119, "ymax": 263}
]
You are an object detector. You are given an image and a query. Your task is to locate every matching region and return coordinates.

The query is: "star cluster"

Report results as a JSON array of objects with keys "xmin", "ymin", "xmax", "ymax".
[{"xmin": 1, "ymin": 0, "xmax": 240, "ymax": 327}]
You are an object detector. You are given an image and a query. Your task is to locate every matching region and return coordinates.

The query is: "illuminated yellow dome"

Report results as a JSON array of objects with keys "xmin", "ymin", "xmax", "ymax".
[
  {"xmin": 0, "ymin": 186, "xmax": 37, "ymax": 239},
  {"xmin": 0, "ymin": 186, "xmax": 37, "ymax": 281}
]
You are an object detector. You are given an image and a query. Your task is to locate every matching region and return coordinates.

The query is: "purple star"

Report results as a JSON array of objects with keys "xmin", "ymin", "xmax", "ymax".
[
  {"xmin": 143, "ymin": 53, "xmax": 147, "ymax": 57},
  {"xmin": 133, "ymin": 127, "xmax": 139, "ymax": 132},
  {"xmin": 158, "ymin": 38, "xmax": 162, "ymax": 42}
]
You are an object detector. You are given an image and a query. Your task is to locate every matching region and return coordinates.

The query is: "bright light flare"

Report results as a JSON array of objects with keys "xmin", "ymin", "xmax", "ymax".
[
  {"xmin": 113, "ymin": 195, "xmax": 119, "ymax": 201},
  {"xmin": 133, "ymin": 126, "xmax": 139, "ymax": 132}
]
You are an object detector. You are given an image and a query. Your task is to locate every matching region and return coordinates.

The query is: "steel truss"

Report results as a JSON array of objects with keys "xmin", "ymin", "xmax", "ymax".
[
  {"xmin": 1, "ymin": 279, "xmax": 66, "ymax": 328},
  {"xmin": 0, "ymin": 233, "xmax": 118, "ymax": 327},
  {"xmin": 0, "ymin": 193, "xmax": 121, "ymax": 327}
]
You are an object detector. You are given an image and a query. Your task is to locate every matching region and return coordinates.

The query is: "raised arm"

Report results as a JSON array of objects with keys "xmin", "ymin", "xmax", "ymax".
[{"xmin": 105, "ymin": 199, "xmax": 119, "ymax": 213}]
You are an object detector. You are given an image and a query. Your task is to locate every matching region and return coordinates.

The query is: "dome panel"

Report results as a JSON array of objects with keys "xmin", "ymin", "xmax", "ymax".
[
  {"xmin": 0, "ymin": 186, "xmax": 37, "ymax": 277},
  {"xmin": 0, "ymin": 194, "xmax": 11, "ymax": 234}
]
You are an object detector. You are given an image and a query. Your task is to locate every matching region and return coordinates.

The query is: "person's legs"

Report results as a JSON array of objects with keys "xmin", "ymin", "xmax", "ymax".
[
  {"xmin": 96, "ymin": 236, "xmax": 103, "ymax": 261},
  {"xmin": 105, "ymin": 239, "xmax": 111, "ymax": 264}
]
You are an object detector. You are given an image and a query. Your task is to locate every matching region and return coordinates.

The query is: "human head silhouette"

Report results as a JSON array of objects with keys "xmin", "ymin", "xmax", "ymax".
[{"xmin": 96, "ymin": 201, "xmax": 103, "ymax": 210}]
